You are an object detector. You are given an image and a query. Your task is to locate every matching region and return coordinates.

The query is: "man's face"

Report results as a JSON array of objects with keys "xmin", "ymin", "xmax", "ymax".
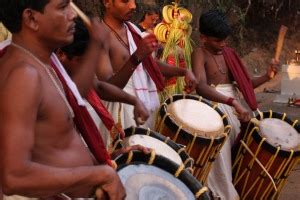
[
  {"xmin": 35, "ymin": 0, "xmax": 76, "ymax": 47},
  {"xmin": 202, "ymin": 35, "xmax": 228, "ymax": 53},
  {"xmin": 107, "ymin": 0, "xmax": 136, "ymax": 21},
  {"xmin": 144, "ymin": 12, "xmax": 159, "ymax": 28}
]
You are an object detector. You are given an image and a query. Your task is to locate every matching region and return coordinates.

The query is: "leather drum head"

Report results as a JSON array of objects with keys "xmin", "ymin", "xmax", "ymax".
[
  {"xmin": 118, "ymin": 164, "xmax": 194, "ymax": 200},
  {"xmin": 167, "ymin": 99, "xmax": 224, "ymax": 138},
  {"xmin": 259, "ymin": 118, "xmax": 299, "ymax": 150}
]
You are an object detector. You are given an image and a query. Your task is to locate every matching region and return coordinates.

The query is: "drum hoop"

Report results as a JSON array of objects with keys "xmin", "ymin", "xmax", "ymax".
[
  {"xmin": 160, "ymin": 94, "xmax": 229, "ymax": 143},
  {"xmin": 114, "ymin": 150, "xmax": 210, "ymax": 200},
  {"xmin": 248, "ymin": 111, "xmax": 300, "ymax": 157},
  {"xmin": 119, "ymin": 127, "xmax": 194, "ymax": 168}
]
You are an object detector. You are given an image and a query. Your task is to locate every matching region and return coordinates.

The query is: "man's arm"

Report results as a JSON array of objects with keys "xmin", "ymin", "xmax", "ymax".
[
  {"xmin": 251, "ymin": 59, "xmax": 279, "ymax": 88},
  {"xmin": 96, "ymin": 34, "xmax": 158, "ymax": 89},
  {"xmin": 156, "ymin": 60, "xmax": 197, "ymax": 92},
  {"xmin": 69, "ymin": 19, "xmax": 110, "ymax": 98},
  {"xmin": 0, "ymin": 65, "xmax": 124, "ymax": 198},
  {"xmin": 192, "ymin": 48, "xmax": 250, "ymax": 122},
  {"xmin": 94, "ymin": 80, "xmax": 149, "ymax": 124}
]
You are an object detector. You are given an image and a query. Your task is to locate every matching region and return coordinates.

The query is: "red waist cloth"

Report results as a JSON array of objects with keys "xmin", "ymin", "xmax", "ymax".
[
  {"xmin": 126, "ymin": 23, "xmax": 165, "ymax": 91},
  {"xmin": 51, "ymin": 62, "xmax": 111, "ymax": 165},
  {"xmin": 165, "ymin": 56, "xmax": 186, "ymax": 86},
  {"xmin": 223, "ymin": 47, "xmax": 258, "ymax": 111}
]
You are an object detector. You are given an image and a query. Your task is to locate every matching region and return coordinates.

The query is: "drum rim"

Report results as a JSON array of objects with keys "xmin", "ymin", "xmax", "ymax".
[
  {"xmin": 159, "ymin": 94, "xmax": 229, "ymax": 144},
  {"xmin": 114, "ymin": 150, "xmax": 210, "ymax": 200},
  {"xmin": 120, "ymin": 127, "xmax": 194, "ymax": 169},
  {"xmin": 247, "ymin": 111, "xmax": 300, "ymax": 157}
]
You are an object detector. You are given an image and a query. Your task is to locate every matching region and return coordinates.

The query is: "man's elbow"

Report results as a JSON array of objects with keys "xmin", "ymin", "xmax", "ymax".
[{"xmin": 2, "ymin": 173, "xmax": 19, "ymax": 195}]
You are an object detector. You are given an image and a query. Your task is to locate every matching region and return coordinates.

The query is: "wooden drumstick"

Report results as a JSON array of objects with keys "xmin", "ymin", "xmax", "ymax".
[
  {"xmin": 70, "ymin": 1, "xmax": 92, "ymax": 28},
  {"xmin": 271, "ymin": 25, "xmax": 288, "ymax": 78}
]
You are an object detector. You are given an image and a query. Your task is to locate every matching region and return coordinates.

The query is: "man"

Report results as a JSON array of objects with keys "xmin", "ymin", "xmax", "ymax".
[
  {"xmin": 56, "ymin": 19, "xmax": 150, "ymax": 148},
  {"xmin": 192, "ymin": 10, "xmax": 278, "ymax": 199},
  {"xmin": 0, "ymin": 0, "xmax": 125, "ymax": 198},
  {"xmin": 137, "ymin": 6, "xmax": 160, "ymax": 32},
  {"xmin": 97, "ymin": 0, "xmax": 197, "ymax": 130}
]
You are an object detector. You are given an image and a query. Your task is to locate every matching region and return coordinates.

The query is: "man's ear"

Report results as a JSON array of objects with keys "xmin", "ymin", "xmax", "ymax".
[
  {"xmin": 103, "ymin": 0, "xmax": 111, "ymax": 9},
  {"xmin": 22, "ymin": 8, "xmax": 39, "ymax": 31},
  {"xmin": 199, "ymin": 34, "xmax": 207, "ymax": 43},
  {"xmin": 55, "ymin": 49, "xmax": 68, "ymax": 63}
]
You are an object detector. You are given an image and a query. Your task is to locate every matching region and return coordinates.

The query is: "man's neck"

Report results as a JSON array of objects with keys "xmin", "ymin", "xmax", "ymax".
[
  {"xmin": 12, "ymin": 34, "xmax": 53, "ymax": 65},
  {"xmin": 203, "ymin": 45, "xmax": 223, "ymax": 55},
  {"xmin": 103, "ymin": 15, "xmax": 126, "ymax": 30}
]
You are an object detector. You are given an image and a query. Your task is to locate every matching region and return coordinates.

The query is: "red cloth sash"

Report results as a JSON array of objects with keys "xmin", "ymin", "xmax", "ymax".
[
  {"xmin": 51, "ymin": 62, "xmax": 111, "ymax": 165},
  {"xmin": 126, "ymin": 23, "xmax": 165, "ymax": 91},
  {"xmin": 86, "ymin": 89, "xmax": 125, "ymax": 139},
  {"xmin": 165, "ymin": 55, "xmax": 186, "ymax": 86},
  {"xmin": 223, "ymin": 47, "xmax": 258, "ymax": 111},
  {"xmin": 0, "ymin": 47, "xmax": 7, "ymax": 57}
]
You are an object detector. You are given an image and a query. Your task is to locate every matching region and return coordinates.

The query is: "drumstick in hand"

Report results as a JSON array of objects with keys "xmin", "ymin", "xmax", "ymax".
[
  {"xmin": 70, "ymin": 1, "xmax": 91, "ymax": 28},
  {"xmin": 271, "ymin": 25, "xmax": 288, "ymax": 78}
]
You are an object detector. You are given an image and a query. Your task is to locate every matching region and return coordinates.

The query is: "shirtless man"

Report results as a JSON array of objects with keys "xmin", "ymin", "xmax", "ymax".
[
  {"xmin": 97, "ymin": 0, "xmax": 197, "ymax": 129},
  {"xmin": 0, "ymin": 0, "xmax": 124, "ymax": 198},
  {"xmin": 56, "ymin": 19, "xmax": 149, "ymax": 146},
  {"xmin": 192, "ymin": 10, "xmax": 278, "ymax": 199}
]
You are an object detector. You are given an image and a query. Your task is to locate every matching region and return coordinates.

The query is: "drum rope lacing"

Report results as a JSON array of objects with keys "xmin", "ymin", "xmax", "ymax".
[{"xmin": 233, "ymin": 111, "xmax": 299, "ymax": 198}]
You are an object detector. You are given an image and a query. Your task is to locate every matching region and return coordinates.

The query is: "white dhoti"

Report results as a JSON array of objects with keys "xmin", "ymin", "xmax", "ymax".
[
  {"xmin": 101, "ymin": 77, "xmax": 158, "ymax": 132},
  {"xmin": 100, "ymin": 22, "xmax": 160, "ymax": 132},
  {"xmin": 207, "ymin": 84, "xmax": 241, "ymax": 200}
]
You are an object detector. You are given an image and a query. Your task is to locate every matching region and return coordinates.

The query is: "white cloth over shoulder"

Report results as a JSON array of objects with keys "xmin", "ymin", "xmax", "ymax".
[
  {"xmin": 207, "ymin": 84, "xmax": 240, "ymax": 200},
  {"xmin": 101, "ymin": 22, "xmax": 160, "ymax": 131},
  {"xmin": 50, "ymin": 54, "xmax": 86, "ymax": 106}
]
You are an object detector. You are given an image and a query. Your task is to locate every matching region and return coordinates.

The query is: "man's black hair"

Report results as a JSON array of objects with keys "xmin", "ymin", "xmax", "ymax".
[
  {"xmin": 139, "ymin": 6, "xmax": 159, "ymax": 22},
  {"xmin": 0, "ymin": 0, "xmax": 49, "ymax": 33},
  {"xmin": 199, "ymin": 9, "xmax": 231, "ymax": 39},
  {"xmin": 60, "ymin": 19, "xmax": 89, "ymax": 59}
]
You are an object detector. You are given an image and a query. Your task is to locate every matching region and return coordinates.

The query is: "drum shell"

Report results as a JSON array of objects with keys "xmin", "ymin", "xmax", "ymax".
[
  {"xmin": 156, "ymin": 94, "xmax": 231, "ymax": 183},
  {"xmin": 232, "ymin": 111, "xmax": 300, "ymax": 199}
]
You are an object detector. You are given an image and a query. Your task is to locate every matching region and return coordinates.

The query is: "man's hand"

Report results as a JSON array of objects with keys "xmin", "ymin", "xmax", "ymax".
[
  {"xmin": 232, "ymin": 100, "xmax": 251, "ymax": 122},
  {"xmin": 266, "ymin": 58, "xmax": 279, "ymax": 79},
  {"xmin": 184, "ymin": 69, "xmax": 197, "ymax": 93},
  {"xmin": 110, "ymin": 145, "xmax": 152, "ymax": 160},
  {"xmin": 133, "ymin": 99, "xmax": 150, "ymax": 126},
  {"xmin": 134, "ymin": 33, "xmax": 158, "ymax": 60},
  {"xmin": 95, "ymin": 166, "xmax": 126, "ymax": 200}
]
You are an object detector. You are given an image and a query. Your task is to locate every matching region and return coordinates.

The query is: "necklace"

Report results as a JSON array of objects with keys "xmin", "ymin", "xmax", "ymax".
[
  {"xmin": 10, "ymin": 42, "xmax": 75, "ymax": 118},
  {"xmin": 103, "ymin": 20, "xmax": 130, "ymax": 51},
  {"xmin": 204, "ymin": 48, "xmax": 227, "ymax": 75}
]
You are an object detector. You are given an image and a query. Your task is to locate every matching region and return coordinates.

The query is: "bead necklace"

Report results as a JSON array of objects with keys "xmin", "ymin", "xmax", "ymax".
[
  {"xmin": 204, "ymin": 48, "xmax": 227, "ymax": 75},
  {"xmin": 10, "ymin": 42, "xmax": 75, "ymax": 118},
  {"xmin": 103, "ymin": 20, "xmax": 130, "ymax": 51}
]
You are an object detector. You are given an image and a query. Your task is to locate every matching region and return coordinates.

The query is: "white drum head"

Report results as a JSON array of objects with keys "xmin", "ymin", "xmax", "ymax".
[
  {"xmin": 118, "ymin": 164, "xmax": 195, "ymax": 200},
  {"xmin": 259, "ymin": 118, "xmax": 299, "ymax": 150},
  {"xmin": 123, "ymin": 135, "xmax": 183, "ymax": 165},
  {"xmin": 167, "ymin": 99, "xmax": 224, "ymax": 138}
]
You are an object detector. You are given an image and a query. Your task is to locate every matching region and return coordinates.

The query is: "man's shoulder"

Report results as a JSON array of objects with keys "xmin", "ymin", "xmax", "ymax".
[{"xmin": 126, "ymin": 22, "xmax": 142, "ymax": 35}]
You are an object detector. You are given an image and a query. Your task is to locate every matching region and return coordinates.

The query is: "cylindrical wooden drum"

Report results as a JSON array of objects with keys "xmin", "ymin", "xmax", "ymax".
[
  {"xmin": 155, "ymin": 94, "xmax": 231, "ymax": 184},
  {"xmin": 112, "ymin": 127, "xmax": 194, "ymax": 171},
  {"xmin": 114, "ymin": 150, "xmax": 210, "ymax": 200},
  {"xmin": 232, "ymin": 111, "xmax": 300, "ymax": 199}
]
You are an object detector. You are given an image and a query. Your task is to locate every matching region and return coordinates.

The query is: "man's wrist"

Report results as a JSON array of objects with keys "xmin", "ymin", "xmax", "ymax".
[
  {"xmin": 226, "ymin": 97, "xmax": 235, "ymax": 106},
  {"xmin": 130, "ymin": 53, "xmax": 142, "ymax": 66}
]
